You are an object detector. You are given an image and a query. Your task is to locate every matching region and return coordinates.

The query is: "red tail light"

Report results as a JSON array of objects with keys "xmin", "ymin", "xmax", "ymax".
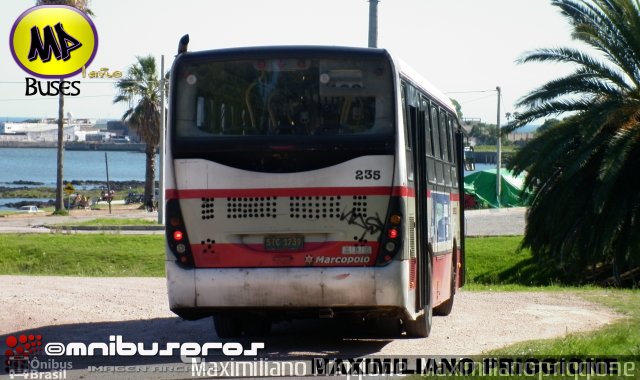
[{"xmin": 166, "ymin": 199, "xmax": 194, "ymax": 268}]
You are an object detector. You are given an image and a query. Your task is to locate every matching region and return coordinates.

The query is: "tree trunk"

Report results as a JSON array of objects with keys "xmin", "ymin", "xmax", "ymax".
[
  {"xmin": 144, "ymin": 143, "xmax": 157, "ymax": 206},
  {"xmin": 55, "ymin": 86, "xmax": 65, "ymax": 212}
]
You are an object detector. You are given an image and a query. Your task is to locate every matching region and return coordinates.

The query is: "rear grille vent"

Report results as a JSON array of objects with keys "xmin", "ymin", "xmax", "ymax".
[
  {"xmin": 348, "ymin": 195, "xmax": 369, "ymax": 218},
  {"xmin": 289, "ymin": 196, "xmax": 342, "ymax": 219},
  {"xmin": 201, "ymin": 198, "xmax": 215, "ymax": 220},
  {"xmin": 226, "ymin": 197, "xmax": 278, "ymax": 219}
]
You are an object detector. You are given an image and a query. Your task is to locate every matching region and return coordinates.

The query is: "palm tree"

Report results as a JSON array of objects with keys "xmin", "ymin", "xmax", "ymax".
[
  {"xmin": 36, "ymin": 0, "xmax": 93, "ymax": 214},
  {"xmin": 508, "ymin": 0, "xmax": 640, "ymax": 284},
  {"xmin": 114, "ymin": 56, "xmax": 162, "ymax": 206}
]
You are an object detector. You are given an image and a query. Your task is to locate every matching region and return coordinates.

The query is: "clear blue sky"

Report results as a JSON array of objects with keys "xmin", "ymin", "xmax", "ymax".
[{"xmin": 1, "ymin": 0, "xmax": 582, "ymax": 124}]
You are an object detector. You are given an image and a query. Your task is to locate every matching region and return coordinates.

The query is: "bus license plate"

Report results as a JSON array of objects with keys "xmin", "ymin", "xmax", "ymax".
[{"xmin": 264, "ymin": 236, "xmax": 304, "ymax": 251}]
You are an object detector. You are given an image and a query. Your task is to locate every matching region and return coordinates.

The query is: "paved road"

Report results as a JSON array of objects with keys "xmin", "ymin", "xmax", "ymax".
[{"xmin": 465, "ymin": 207, "xmax": 526, "ymax": 236}]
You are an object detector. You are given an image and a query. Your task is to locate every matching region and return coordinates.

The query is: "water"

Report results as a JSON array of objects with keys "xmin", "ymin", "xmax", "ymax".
[
  {"xmin": 0, "ymin": 147, "xmax": 154, "ymax": 185},
  {"xmin": 0, "ymin": 147, "xmax": 494, "ymax": 210},
  {"xmin": 0, "ymin": 147, "xmax": 156, "ymax": 210}
]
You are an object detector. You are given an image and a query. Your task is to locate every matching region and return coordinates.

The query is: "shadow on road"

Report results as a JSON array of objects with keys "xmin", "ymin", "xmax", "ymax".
[{"xmin": 1, "ymin": 317, "xmax": 396, "ymax": 368}]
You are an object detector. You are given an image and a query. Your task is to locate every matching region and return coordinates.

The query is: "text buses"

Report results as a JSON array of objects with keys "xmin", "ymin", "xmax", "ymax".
[{"xmin": 165, "ymin": 41, "xmax": 465, "ymax": 338}]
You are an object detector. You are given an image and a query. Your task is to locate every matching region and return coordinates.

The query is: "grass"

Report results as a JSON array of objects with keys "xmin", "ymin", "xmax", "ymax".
[
  {"xmin": 461, "ymin": 236, "xmax": 640, "ymax": 377},
  {"xmin": 465, "ymin": 236, "xmax": 568, "ymax": 289},
  {"xmin": 0, "ymin": 234, "xmax": 164, "ymax": 276}
]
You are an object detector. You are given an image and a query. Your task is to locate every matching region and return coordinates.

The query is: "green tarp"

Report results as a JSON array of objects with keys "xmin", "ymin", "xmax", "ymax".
[{"xmin": 464, "ymin": 169, "xmax": 531, "ymax": 208}]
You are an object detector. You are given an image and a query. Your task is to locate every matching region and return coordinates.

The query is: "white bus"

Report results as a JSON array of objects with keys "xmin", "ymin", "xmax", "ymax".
[{"xmin": 165, "ymin": 41, "xmax": 466, "ymax": 338}]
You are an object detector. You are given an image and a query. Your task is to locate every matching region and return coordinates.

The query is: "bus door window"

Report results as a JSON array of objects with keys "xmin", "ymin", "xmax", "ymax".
[
  {"xmin": 432, "ymin": 192, "xmax": 452, "ymax": 250},
  {"xmin": 440, "ymin": 109, "xmax": 452, "ymax": 187}
]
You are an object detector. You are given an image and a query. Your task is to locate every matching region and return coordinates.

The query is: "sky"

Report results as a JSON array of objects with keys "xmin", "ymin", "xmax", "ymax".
[{"xmin": 1, "ymin": 0, "xmax": 584, "ymax": 125}]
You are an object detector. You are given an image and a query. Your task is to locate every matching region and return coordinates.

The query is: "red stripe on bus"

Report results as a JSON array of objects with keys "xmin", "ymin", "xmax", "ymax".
[
  {"xmin": 424, "ymin": 190, "xmax": 460, "ymax": 201},
  {"xmin": 166, "ymin": 186, "xmax": 415, "ymax": 200},
  {"xmin": 192, "ymin": 241, "xmax": 379, "ymax": 268}
]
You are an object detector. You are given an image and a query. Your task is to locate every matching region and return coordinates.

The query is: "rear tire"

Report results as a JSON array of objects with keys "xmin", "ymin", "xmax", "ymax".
[
  {"xmin": 213, "ymin": 314, "xmax": 241, "ymax": 338},
  {"xmin": 404, "ymin": 305, "xmax": 432, "ymax": 338}
]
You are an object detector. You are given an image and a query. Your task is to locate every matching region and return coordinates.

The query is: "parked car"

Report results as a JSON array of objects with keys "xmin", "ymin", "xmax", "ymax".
[{"xmin": 17, "ymin": 205, "xmax": 39, "ymax": 213}]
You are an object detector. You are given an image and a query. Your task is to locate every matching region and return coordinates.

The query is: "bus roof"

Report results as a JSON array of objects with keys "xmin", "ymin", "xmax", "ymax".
[{"xmin": 390, "ymin": 55, "xmax": 457, "ymax": 116}]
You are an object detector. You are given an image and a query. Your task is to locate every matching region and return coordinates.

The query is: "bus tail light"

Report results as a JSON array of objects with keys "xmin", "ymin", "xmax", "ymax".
[
  {"xmin": 377, "ymin": 197, "xmax": 404, "ymax": 266},
  {"xmin": 166, "ymin": 199, "xmax": 195, "ymax": 268}
]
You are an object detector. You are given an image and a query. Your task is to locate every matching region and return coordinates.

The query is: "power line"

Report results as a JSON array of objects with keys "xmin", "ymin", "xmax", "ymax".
[
  {"xmin": 444, "ymin": 89, "xmax": 496, "ymax": 95},
  {"xmin": 459, "ymin": 93, "xmax": 497, "ymax": 104}
]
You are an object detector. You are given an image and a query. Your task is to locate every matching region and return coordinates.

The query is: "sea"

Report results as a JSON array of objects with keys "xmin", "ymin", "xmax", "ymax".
[
  {"xmin": 0, "ymin": 147, "xmax": 156, "ymax": 210},
  {"xmin": 0, "ymin": 145, "xmax": 496, "ymax": 210}
]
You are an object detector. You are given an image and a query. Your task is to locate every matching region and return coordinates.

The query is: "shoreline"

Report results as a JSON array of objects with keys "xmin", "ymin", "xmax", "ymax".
[
  {"xmin": 0, "ymin": 141, "xmax": 148, "ymax": 152},
  {"xmin": 0, "ymin": 180, "xmax": 147, "ymax": 209}
]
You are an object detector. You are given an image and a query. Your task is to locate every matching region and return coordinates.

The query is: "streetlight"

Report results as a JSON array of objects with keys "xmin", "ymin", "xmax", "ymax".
[{"xmin": 496, "ymin": 86, "xmax": 501, "ymax": 208}]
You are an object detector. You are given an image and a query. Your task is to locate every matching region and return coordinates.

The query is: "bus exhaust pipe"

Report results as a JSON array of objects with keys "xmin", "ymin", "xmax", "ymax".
[
  {"xmin": 319, "ymin": 308, "xmax": 334, "ymax": 319},
  {"xmin": 177, "ymin": 34, "xmax": 189, "ymax": 55}
]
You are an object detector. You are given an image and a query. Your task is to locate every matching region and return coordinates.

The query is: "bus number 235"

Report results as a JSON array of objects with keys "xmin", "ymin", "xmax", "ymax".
[{"xmin": 355, "ymin": 170, "xmax": 381, "ymax": 180}]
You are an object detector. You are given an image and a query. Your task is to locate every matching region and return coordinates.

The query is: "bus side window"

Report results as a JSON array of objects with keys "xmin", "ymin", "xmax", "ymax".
[
  {"xmin": 439, "ymin": 109, "xmax": 449, "ymax": 162},
  {"xmin": 421, "ymin": 97, "xmax": 433, "ymax": 157},
  {"xmin": 430, "ymin": 106, "xmax": 441, "ymax": 160},
  {"xmin": 447, "ymin": 116, "xmax": 456, "ymax": 164},
  {"xmin": 447, "ymin": 114, "xmax": 457, "ymax": 185},
  {"xmin": 407, "ymin": 105, "xmax": 417, "ymax": 182}
]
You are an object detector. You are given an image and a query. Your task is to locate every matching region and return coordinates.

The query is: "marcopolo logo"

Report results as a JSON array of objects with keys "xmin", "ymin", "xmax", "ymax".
[{"xmin": 9, "ymin": 5, "xmax": 98, "ymax": 96}]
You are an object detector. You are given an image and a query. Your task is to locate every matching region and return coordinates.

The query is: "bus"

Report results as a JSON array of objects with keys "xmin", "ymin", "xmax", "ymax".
[{"xmin": 165, "ymin": 41, "xmax": 466, "ymax": 338}]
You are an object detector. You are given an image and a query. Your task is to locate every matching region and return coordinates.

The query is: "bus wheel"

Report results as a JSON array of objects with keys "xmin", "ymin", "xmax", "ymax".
[
  {"xmin": 403, "ymin": 305, "xmax": 432, "ymax": 338},
  {"xmin": 240, "ymin": 314, "xmax": 272, "ymax": 337},
  {"xmin": 213, "ymin": 314, "xmax": 241, "ymax": 338}
]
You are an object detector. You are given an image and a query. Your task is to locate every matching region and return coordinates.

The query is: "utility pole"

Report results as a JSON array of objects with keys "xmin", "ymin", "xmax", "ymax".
[
  {"xmin": 158, "ymin": 55, "xmax": 165, "ymax": 224},
  {"xmin": 368, "ymin": 0, "xmax": 379, "ymax": 48},
  {"xmin": 496, "ymin": 86, "xmax": 502, "ymax": 208}
]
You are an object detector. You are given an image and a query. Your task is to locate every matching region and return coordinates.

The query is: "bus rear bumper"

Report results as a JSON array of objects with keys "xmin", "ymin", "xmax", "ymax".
[{"xmin": 166, "ymin": 260, "xmax": 408, "ymax": 320}]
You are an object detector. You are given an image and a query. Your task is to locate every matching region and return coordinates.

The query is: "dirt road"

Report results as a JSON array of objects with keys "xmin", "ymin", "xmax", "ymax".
[
  {"xmin": 0, "ymin": 276, "xmax": 620, "ymax": 359},
  {"xmin": 0, "ymin": 208, "xmax": 621, "ymax": 377}
]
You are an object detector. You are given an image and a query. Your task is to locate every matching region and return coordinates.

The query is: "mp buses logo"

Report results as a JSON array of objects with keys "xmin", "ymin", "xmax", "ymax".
[{"xmin": 9, "ymin": 5, "xmax": 98, "ymax": 96}]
